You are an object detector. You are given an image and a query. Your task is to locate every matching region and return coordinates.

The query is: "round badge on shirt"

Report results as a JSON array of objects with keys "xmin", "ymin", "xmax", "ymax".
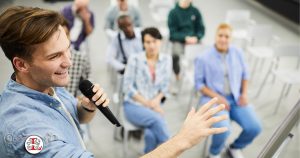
[{"xmin": 25, "ymin": 135, "xmax": 43, "ymax": 154}]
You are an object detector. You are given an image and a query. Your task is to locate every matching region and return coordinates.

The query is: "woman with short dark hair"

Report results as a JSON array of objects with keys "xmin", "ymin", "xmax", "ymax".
[{"xmin": 123, "ymin": 27, "xmax": 172, "ymax": 153}]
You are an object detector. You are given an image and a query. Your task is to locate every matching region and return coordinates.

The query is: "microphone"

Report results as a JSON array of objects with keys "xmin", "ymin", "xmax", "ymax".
[{"xmin": 79, "ymin": 80, "xmax": 121, "ymax": 127}]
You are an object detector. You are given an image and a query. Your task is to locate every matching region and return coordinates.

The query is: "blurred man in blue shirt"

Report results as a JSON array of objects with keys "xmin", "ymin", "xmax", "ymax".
[{"xmin": 194, "ymin": 23, "xmax": 262, "ymax": 158}]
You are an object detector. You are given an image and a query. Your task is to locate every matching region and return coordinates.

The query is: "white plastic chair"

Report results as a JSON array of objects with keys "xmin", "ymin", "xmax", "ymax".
[
  {"xmin": 149, "ymin": 0, "xmax": 175, "ymax": 54},
  {"xmin": 149, "ymin": 0, "xmax": 174, "ymax": 23},
  {"xmin": 181, "ymin": 44, "xmax": 208, "ymax": 111},
  {"xmin": 246, "ymin": 25, "xmax": 280, "ymax": 80},
  {"xmin": 225, "ymin": 10, "xmax": 255, "ymax": 48},
  {"xmin": 255, "ymin": 44, "xmax": 300, "ymax": 114},
  {"xmin": 112, "ymin": 74, "xmax": 143, "ymax": 158},
  {"xmin": 120, "ymin": 105, "xmax": 143, "ymax": 158}
]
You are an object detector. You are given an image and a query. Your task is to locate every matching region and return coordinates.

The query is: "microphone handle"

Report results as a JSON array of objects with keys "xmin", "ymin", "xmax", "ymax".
[
  {"xmin": 95, "ymin": 102, "xmax": 121, "ymax": 127},
  {"xmin": 84, "ymin": 86, "xmax": 121, "ymax": 127}
]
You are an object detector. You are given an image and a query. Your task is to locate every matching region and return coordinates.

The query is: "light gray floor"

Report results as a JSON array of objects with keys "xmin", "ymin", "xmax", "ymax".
[{"xmin": 0, "ymin": 0, "xmax": 299, "ymax": 158}]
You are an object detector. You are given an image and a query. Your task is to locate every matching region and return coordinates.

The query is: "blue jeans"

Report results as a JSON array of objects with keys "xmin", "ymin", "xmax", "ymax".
[
  {"xmin": 209, "ymin": 95, "xmax": 262, "ymax": 155},
  {"xmin": 123, "ymin": 101, "xmax": 170, "ymax": 153}
]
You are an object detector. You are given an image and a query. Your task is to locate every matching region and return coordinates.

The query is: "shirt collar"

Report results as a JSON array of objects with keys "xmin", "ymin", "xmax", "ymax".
[
  {"xmin": 7, "ymin": 73, "xmax": 60, "ymax": 105},
  {"xmin": 141, "ymin": 52, "xmax": 164, "ymax": 64},
  {"xmin": 212, "ymin": 45, "xmax": 231, "ymax": 58}
]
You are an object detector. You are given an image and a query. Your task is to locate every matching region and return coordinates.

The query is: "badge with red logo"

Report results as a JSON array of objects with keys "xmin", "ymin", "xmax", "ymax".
[{"xmin": 25, "ymin": 135, "xmax": 43, "ymax": 154}]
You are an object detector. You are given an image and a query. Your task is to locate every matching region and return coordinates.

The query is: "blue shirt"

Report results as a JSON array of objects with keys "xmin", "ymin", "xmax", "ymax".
[
  {"xmin": 194, "ymin": 45, "xmax": 249, "ymax": 104},
  {"xmin": 0, "ymin": 75, "xmax": 93, "ymax": 157},
  {"xmin": 123, "ymin": 53, "xmax": 172, "ymax": 106}
]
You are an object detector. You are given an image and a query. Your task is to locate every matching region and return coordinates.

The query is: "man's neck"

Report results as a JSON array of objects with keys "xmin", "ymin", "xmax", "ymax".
[
  {"xmin": 179, "ymin": 1, "xmax": 190, "ymax": 9},
  {"xmin": 15, "ymin": 73, "xmax": 52, "ymax": 94},
  {"xmin": 215, "ymin": 45, "xmax": 228, "ymax": 54},
  {"xmin": 120, "ymin": 5, "xmax": 128, "ymax": 11}
]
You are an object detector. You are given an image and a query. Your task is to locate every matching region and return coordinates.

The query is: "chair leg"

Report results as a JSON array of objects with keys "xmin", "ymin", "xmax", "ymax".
[
  {"xmin": 255, "ymin": 62, "xmax": 273, "ymax": 98},
  {"xmin": 202, "ymin": 136, "xmax": 210, "ymax": 158},
  {"xmin": 284, "ymin": 85, "xmax": 292, "ymax": 97},
  {"xmin": 259, "ymin": 59, "xmax": 265, "ymax": 73},
  {"xmin": 251, "ymin": 58, "xmax": 259, "ymax": 81},
  {"xmin": 271, "ymin": 74, "xmax": 276, "ymax": 84},
  {"xmin": 274, "ymin": 83, "xmax": 288, "ymax": 115},
  {"xmin": 297, "ymin": 57, "xmax": 300, "ymax": 69},
  {"xmin": 123, "ymin": 130, "xmax": 129, "ymax": 158}
]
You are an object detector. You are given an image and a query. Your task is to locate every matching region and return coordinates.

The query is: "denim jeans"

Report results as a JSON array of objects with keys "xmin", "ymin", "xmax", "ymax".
[
  {"xmin": 209, "ymin": 95, "xmax": 262, "ymax": 155},
  {"xmin": 123, "ymin": 101, "xmax": 170, "ymax": 153}
]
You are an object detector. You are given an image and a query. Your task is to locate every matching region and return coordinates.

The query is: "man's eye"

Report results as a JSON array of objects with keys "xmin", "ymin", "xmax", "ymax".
[{"xmin": 50, "ymin": 54, "xmax": 59, "ymax": 60}]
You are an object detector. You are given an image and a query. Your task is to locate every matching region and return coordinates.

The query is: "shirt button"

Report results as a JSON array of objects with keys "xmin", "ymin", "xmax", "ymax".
[{"xmin": 50, "ymin": 103, "xmax": 53, "ymax": 106}]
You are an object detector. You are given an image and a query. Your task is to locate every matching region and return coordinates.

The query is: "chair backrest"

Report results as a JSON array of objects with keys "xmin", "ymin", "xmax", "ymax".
[
  {"xmin": 184, "ymin": 44, "xmax": 209, "ymax": 63},
  {"xmin": 149, "ymin": 0, "xmax": 174, "ymax": 23},
  {"xmin": 225, "ymin": 10, "xmax": 251, "ymax": 30},
  {"xmin": 273, "ymin": 44, "xmax": 300, "ymax": 57},
  {"xmin": 226, "ymin": 10, "xmax": 251, "ymax": 22},
  {"xmin": 272, "ymin": 44, "xmax": 300, "ymax": 70},
  {"xmin": 248, "ymin": 25, "xmax": 273, "ymax": 46},
  {"xmin": 181, "ymin": 44, "xmax": 209, "ymax": 73}
]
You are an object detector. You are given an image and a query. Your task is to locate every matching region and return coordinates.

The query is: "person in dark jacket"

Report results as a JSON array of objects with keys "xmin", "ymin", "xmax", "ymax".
[{"xmin": 168, "ymin": 0, "xmax": 205, "ymax": 82}]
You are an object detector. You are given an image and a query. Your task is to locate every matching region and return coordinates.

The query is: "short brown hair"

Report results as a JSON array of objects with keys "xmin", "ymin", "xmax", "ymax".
[
  {"xmin": 0, "ymin": 6, "xmax": 65, "ymax": 65},
  {"xmin": 217, "ymin": 23, "xmax": 233, "ymax": 32}
]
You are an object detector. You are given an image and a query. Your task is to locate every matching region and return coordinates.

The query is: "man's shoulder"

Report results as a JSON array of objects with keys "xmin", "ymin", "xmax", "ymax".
[
  {"xmin": 0, "ymin": 90, "xmax": 32, "ymax": 112},
  {"xmin": 229, "ymin": 45, "xmax": 242, "ymax": 53}
]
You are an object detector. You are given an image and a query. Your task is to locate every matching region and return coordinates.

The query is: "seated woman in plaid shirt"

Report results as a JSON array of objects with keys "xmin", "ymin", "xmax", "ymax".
[{"xmin": 122, "ymin": 27, "xmax": 172, "ymax": 153}]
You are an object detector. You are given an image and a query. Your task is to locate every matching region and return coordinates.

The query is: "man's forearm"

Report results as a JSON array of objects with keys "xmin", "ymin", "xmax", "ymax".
[
  {"xmin": 200, "ymin": 86, "xmax": 221, "ymax": 98},
  {"xmin": 141, "ymin": 135, "xmax": 188, "ymax": 158},
  {"xmin": 241, "ymin": 80, "xmax": 248, "ymax": 95}
]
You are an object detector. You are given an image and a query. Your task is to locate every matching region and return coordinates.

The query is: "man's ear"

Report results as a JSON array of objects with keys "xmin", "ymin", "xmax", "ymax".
[{"xmin": 12, "ymin": 57, "xmax": 30, "ymax": 73}]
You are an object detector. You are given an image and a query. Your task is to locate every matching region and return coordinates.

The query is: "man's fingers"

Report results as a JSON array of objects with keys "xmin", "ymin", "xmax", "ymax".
[
  {"xmin": 197, "ymin": 97, "xmax": 218, "ymax": 115},
  {"xmin": 206, "ymin": 114, "xmax": 228, "ymax": 126},
  {"xmin": 101, "ymin": 98, "xmax": 110, "ymax": 107},
  {"xmin": 92, "ymin": 84, "xmax": 100, "ymax": 93},
  {"xmin": 186, "ymin": 107, "xmax": 196, "ymax": 121},
  {"xmin": 92, "ymin": 87, "xmax": 104, "ymax": 102},
  {"xmin": 207, "ymin": 127, "xmax": 228, "ymax": 135},
  {"xmin": 202, "ymin": 104, "xmax": 225, "ymax": 120},
  {"xmin": 95, "ymin": 93, "xmax": 107, "ymax": 106}
]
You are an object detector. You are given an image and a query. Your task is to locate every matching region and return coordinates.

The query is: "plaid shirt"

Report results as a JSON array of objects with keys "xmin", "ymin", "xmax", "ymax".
[{"xmin": 66, "ymin": 48, "xmax": 91, "ymax": 97}]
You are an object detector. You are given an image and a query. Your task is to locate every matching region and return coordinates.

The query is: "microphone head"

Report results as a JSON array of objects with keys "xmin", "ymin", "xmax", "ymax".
[{"xmin": 79, "ymin": 80, "xmax": 94, "ymax": 97}]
